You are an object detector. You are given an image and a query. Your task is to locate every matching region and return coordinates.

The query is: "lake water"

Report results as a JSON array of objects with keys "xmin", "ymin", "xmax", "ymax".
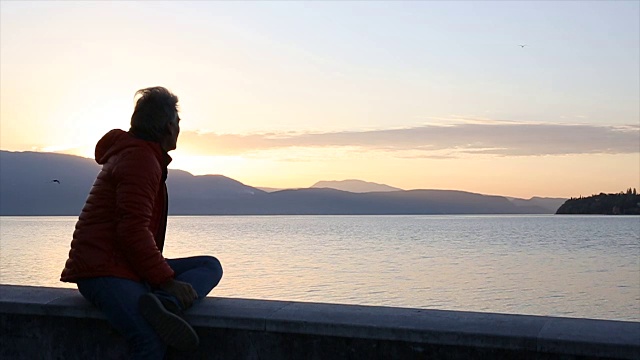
[{"xmin": 1, "ymin": 215, "xmax": 638, "ymax": 321}]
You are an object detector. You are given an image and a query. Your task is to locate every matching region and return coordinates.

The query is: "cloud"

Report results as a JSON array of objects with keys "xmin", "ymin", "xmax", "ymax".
[{"xmin": 178, "ymin": 122, "xmax": 640, "ymax": 158}]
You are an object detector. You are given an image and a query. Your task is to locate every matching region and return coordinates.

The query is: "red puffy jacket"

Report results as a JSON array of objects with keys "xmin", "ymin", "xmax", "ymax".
[{"xmin": 60, "ymin": 129, "xmax": 175, "ymax": 285}]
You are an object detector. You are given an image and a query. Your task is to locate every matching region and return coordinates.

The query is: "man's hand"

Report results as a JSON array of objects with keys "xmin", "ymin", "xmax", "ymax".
[{"xmin": 158, "ymin": 279, "xmax": 198, "ymax": 309}]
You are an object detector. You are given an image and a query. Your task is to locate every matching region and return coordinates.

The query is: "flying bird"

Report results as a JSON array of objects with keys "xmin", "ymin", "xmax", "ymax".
[
  {"xmin": 518, "ymin": 44, "xmax": 527, "ymax": 48},
  {"xmin": 51, "ymin": 179, "xmax": 61, "ymax": 184}
]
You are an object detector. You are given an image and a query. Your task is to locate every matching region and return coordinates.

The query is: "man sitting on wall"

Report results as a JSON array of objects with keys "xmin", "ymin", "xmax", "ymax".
[{"xmin": 61, "ymin": 86, "xmax": 223, "ymax": 359}]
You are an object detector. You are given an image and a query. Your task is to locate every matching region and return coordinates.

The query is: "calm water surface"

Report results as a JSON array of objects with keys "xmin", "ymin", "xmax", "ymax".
[{"xmin": 1, "ymin": 215, "xmax": 638, "ymax": 321}]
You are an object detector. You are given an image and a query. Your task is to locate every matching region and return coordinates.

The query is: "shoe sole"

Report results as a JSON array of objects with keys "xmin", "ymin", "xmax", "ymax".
[{"xmin": 139, "ymin": 293, "xmax": 200, "ymax": 351}]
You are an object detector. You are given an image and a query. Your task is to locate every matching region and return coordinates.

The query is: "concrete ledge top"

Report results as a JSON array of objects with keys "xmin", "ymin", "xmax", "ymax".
[{"xmin": 1, "ymin": 284, "xmax": 639, "ymax": 359}]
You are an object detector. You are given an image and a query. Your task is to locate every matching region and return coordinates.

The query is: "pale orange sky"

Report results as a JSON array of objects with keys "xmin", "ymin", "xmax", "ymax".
[{"xmin": 1, "ymin": 1, "xmax": 639, "ymax": 198}]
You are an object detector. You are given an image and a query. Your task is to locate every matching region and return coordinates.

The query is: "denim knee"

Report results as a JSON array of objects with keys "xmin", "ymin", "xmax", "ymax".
[{"xmin": 204, "ymin": 256, "xmax": 223, "ymax": 279}]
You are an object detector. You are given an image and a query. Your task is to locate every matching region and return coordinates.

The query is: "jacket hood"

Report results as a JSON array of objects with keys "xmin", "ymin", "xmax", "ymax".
[{"xmin": 95, "ymin": 129, "xmax": 170, "ymax": 166}]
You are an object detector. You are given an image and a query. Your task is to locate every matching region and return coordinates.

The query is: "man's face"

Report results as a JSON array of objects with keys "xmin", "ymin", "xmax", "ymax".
[{"xmin": 164, "ymin": 113, "xmax": 181, "ymax": 151}]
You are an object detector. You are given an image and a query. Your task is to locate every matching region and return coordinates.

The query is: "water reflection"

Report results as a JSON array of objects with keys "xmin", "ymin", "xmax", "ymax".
[{"xmin": 1, "ymin": 215, "xmax": 638, "ymax": 321}]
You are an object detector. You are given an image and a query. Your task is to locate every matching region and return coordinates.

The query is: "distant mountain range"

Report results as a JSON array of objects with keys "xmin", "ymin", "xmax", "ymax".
[
  {"xmin": 0, "ymin": 150, "xmax": 567, "ymax": 216},
  {"xmin": 311, "ymin": 179, "xmax": 403, "ymax": 193},
  {"xmin": 258, "ymin": 179, "xmax": 401, "ymax": 193}
]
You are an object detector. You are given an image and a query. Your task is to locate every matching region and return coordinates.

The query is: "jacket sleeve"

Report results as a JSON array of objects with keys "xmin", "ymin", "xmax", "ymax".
[{"xmin": 112, "ymin": 148, "xmax": 175, "ymax": 285}]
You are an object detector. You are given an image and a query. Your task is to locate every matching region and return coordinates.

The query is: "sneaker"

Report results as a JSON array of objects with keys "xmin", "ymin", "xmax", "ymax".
[
  {"xmin": 139, "ymin": 293, "xmax": 199, "ymax": 351},
  {"xmin": 158, "ymin": 297, "xmax": 184, "ymax": 318}
]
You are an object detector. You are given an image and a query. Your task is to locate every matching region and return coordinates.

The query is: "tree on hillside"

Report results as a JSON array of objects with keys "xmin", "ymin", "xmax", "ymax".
[{"xmin": 556, "ymin": 189, "xmax": 640, "ymax": 215}]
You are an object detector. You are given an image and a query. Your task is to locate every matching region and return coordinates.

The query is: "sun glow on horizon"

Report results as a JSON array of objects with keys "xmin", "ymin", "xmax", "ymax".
[{"xmin": 169, "ymin": 152, "xmax": 250, "ymax": 177}]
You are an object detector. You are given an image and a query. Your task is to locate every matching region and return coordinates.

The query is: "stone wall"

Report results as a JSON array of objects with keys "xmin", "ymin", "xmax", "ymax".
[{"xmin": 1, "ymin": 285, "xmax": 638, "ymax": 359}]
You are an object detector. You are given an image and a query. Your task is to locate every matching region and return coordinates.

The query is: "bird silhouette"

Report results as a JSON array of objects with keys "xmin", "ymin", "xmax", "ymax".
[
  {"xmin": 51, "ymin": 179, "xmax": 61, "ymax": 184},
  {"xmin": 518, "ymin": 44, "xmax": 527, "ymax": 48}
]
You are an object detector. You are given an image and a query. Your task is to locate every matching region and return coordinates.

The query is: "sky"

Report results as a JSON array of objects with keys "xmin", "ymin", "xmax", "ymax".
[{"xmin": 1, "ymin": 1, "xmax": 639, "ymax": 199}]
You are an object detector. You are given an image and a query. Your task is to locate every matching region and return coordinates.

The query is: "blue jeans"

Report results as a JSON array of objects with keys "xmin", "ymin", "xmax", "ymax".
[{"xmin": 77, "ymin": 256, "xmax": 223, "ymax": 360}]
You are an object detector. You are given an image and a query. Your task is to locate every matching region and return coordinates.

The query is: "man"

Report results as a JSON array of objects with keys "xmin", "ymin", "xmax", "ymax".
[{"xmin": 61, "ymin": 87, "xmax": 223, "ymax": 359}]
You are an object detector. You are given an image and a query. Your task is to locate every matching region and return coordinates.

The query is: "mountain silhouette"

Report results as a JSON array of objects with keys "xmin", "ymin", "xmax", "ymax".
[
  {"xmin": 0, "ymin": 150, "xmax": 562, "ymax": 215},
  {"xmin": 507, "ymin": 196, "xmax": 567, "ymax": 214},
  {"xmin": 312, "ymin": 179, "xmax": 402, "ymax": 193},
  {"xmin": 0, "ymin": 151, "xmax": 100, "ymax": 215}
]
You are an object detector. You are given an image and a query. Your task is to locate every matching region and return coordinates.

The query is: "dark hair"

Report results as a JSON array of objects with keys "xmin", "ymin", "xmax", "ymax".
[{"xmin": 130, "ymin": 86, "xmax": 179, "ymax": 142}]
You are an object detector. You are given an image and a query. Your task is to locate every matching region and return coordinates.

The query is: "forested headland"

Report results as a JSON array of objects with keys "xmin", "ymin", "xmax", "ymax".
[{"xmin": 556, "ymin": 189, "xmax": 640, "ymax": 215}]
